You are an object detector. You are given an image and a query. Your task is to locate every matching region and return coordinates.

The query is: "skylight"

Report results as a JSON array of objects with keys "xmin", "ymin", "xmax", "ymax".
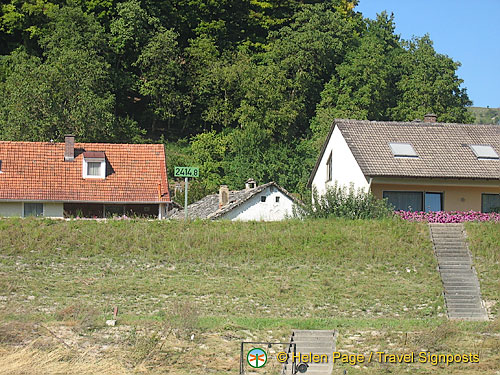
[
  {"xmin": 389, "ymin": 142, "xmax": 418, "ymax": 158},
  {"xmin": 469, "ymin": 145, "xmax": 499, "ymax": 160}
]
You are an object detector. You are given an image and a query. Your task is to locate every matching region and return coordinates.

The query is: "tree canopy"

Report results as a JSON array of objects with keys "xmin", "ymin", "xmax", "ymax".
[{"xmin": 0, "ymin": 0, "xmax": 475, "ymax": 199}]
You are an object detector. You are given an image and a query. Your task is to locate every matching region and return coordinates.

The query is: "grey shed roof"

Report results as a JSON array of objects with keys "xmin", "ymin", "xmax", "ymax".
[
  {"xmin": 170, "ymin": 182, "xmax": 299, "ymax": 220},
  {"xmin": 308, "ymin": 119, "xmax": 500, "ymax": 186}
]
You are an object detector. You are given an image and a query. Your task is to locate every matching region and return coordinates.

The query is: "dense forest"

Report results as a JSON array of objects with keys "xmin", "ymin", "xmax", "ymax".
[{"xmin": 0, "ymin": 0, "xmax": 475, "ymax": 200}]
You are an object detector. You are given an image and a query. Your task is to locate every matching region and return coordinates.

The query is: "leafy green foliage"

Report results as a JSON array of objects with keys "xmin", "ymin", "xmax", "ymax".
[
  {"xmin": 390, "ymin": 35, "xmax": 474, "ymax": 123},
  {"xmin": 0, "ymin": 1, "xmax": 476, "ymax": 194},
  {"xmin": 467, "ymin": 107, "xmax": 500, "ymax": 125},
  {"xmin": 295, "ymin": 183, "xmax": 393, "ymax": 219},
  {"xmin": 135, "ymin": 28, "xmax": 187, "ymax": 128},
  {"xmin": 0, "ymin": 5, "xmax": 146, "ymax": 142}
]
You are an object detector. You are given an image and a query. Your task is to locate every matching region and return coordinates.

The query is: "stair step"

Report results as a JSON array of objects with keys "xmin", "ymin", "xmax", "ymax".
[
  {"xmin": 443, "ymin": 282, "xmax": 479, "ymax": 288},
  {"xmin": 445, "ymin": 296, "xmax": 481, "ymax": 301},
  {"xmin": 292, "ymin": 339, "xmax": 335, "ymax": 345},
  {"xmin": 446, "ymin": 299, "xmax": 482, "ymax": 308},
  {"xmin": 448, "ymin": 310, "xmax": 487, "ymax": 315},
  {"xmin": 440, "ymin": 270, "xmax": 475, "ymax": 275},
  {"xmin": 444, "ymin": 289, "xmax": 481, "ymax": 294},
  {"xmin": 438, "ymin": 259, "xmax": 472, "ymax": 267},
  {"xmin": 446, "ymin": 303, "xmax": 482, "ymax": 309}
]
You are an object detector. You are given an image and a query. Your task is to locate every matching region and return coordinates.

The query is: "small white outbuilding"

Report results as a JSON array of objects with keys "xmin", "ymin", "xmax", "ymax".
[{"xmin": 171, "ymin": 179, "xmax": 299, "ymax": 221}]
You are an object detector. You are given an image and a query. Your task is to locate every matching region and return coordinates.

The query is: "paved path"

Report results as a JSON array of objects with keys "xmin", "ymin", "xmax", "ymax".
[{"xmin": 429, "ymin": 223, "xmax": 488, "ymax": 321}]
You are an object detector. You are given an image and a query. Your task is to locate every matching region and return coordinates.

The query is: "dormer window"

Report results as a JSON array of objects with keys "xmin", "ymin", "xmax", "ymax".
[
  {"xmin": 82, "ymin": 151, "xmax": 106, "ymax": 179},
  {"xmin": 469, "ymin": 145, "xmax": 499, "ymax": 160},
  {"xmin": 389, "ymin": 142, "xmax": 418, "ymax": 158}
]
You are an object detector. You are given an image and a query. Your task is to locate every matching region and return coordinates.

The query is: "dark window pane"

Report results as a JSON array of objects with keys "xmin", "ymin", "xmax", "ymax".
[
  {"xmin": 24, "ymin": 203, "xmax": 43, "ymax": 217},
  {"xmin": 482, "ymin": 194, "xmax": 500, "ymax": 213},
  {"xmin": 104, "ymin": 204, "xmax": 125, "ymax": 217},
  {"xmin": 87, "ymin": 162, "xmax": 101, "ymax": 176},
  {"xmin": 383, "ymin": 191, "xmax": 423, "ymax": 212},
  {"xmin": 425, "ymin": 193, "xmax": 443, "ymax": 212}
]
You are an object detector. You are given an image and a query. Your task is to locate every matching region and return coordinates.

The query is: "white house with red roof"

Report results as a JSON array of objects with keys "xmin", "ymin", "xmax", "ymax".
[{"xmin": 0, "ymin": 135, "xmax": 174, "ymax": 218}]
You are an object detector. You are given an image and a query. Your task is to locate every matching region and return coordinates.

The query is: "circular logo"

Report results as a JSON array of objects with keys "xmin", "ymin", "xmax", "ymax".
[{"xmin": 247, "ymin": 348, "xmax": 267, "ymax": 368}]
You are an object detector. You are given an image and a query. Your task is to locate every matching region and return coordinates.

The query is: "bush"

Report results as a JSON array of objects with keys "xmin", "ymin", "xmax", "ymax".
[{"xmin": 294, "ymin": 183, "xmax": 393, "ymax": 219}]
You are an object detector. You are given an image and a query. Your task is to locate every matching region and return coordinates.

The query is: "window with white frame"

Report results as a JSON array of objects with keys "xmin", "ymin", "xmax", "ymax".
[{"xmin": 82, "ymin": 153, "xmax": 106, "ymax": 179}]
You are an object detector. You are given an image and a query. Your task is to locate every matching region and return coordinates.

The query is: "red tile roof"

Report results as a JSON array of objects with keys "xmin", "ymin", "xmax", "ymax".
[
  {"xmin": 83, "ymin": 151, "xmax": 105, "ymax": 159},
  {"xmin": 0, "ymin": 141, "xmax": 171, "ymax": 202}
]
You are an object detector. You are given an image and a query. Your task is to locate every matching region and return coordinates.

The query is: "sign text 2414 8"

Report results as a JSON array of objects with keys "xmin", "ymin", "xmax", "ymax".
[{"xmin": 174, "ymin": 167, "xmax": 199, "ymax": 178}]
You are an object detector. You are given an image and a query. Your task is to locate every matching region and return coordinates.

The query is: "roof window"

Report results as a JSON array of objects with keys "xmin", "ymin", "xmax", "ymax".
[
  {"xmin": 82, "ymin": 151, "xmax": 106, "ymax": 179},
  {"xmin": 469, "ymin": 145, "xmax": 499, "ymax": 160},
  {"xmin": 389, "ymin": 142, "xmax": 418, "ymax": 158}
]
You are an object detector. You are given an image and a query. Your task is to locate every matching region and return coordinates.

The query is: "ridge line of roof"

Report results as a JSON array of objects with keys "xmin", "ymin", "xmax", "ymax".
[
  {"xmin": 334, "ymin": 118, "xmax": 499, "ymax": 127},
  {"xmin": 0, "ymin": 141, "xmax": 165, "ymax": 147}
]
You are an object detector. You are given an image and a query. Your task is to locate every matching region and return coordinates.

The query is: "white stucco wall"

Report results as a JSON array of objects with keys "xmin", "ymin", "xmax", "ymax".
[
  {"xmin": 311, "ymin": 125, "xmax": 369, "ymax": 196},
  {"xmin": 221, "ymin": 186, "xmax": 295, "ymax": 221},
  {"xmin": 0, "ymin": 202, "xmax": 22, "ymax": 217}
]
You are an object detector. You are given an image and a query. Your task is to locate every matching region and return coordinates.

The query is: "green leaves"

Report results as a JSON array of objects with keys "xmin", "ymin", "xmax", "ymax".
[
  {"xmin": 135, "ymin": 28, "xmax": 187, "ymax": 122},
  {"xmin": 0, "ymin": 1, "xmax": 478, "ymax": 195},
  {"xmin": 389, "ymin": 35, "xmax": 473, "ymax": 123},
  {"xmin": 0, "ymin": 4, "xmax": 143, "ymax": 142}
]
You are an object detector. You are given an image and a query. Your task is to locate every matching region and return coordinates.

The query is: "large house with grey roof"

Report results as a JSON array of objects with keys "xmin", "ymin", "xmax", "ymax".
[
  {"xmin": 171, "ymin": 179, "xmax": 298, "ymax": 221},
  {"xmin": 308, "ymin": 115, "xmax": 500, "ymax": 213}
]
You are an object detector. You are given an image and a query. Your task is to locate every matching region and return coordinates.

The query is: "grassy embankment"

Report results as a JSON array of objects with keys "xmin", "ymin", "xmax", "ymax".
[{"xmin": 0, "ymin": 218, "xmax": 498, "ymax": 374}]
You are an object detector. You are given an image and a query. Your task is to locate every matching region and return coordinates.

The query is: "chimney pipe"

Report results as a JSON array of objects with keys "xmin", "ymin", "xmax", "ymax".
[
  {"xmin": 245, "ymin": 178, "xmax": 256, "ymax": 191},
  {"xmin": 64, "ymin": 135, "xmax": 75, "ymax": 161},
  {"xmin": 424, "ymin": 113, "xmax": 437, "ymax": 123},
  {"xmin": 219, "ymin": 185, "xmax": 229, "ymax": 208}
]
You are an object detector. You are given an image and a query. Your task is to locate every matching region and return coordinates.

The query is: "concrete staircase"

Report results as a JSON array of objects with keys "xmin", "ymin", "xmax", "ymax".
[
  {"xmin": 282, "ymin": 330, "xmax": 336, "ymax": 375},
  {"xmin": 429, "ymin": 223, "xmax": 488, "ymax": 321}
]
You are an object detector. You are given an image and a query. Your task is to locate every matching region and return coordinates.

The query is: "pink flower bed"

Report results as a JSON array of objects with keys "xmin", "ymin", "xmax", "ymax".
[{"xmin": 395, "ymin": 210, "xmax": 500, "ymax": 223}]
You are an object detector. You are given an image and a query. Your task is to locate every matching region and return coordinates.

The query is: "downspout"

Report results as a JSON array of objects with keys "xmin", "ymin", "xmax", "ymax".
[{"xmin": 367, "ymin": 177, "xmax": 373, "ymax": 193}]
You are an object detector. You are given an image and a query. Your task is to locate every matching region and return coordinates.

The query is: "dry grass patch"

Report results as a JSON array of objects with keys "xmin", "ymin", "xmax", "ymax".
[{"xmin": 0, "ymin": 344, "xmax": 129, "ymax": 375}]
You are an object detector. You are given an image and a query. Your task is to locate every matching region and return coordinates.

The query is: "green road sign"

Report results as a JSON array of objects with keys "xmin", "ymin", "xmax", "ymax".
[{"xmin": 174, "ymin": 166, "xmax": 199, "ymax": 178}]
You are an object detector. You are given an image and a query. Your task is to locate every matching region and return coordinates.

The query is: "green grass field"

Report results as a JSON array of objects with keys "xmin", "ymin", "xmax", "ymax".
[{"xmin": 0, "ymin": 218, "xmax": 498, "ymax": 374}]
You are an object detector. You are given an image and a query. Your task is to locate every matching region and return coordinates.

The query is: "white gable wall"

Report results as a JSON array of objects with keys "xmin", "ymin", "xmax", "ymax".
[
  {"xmin": 220, "ymin": 186, "xmax": 294, "ymax": 221},
  {"xmin": 311, "ymin": 125, "xmax": 369, "ymax": 196}
]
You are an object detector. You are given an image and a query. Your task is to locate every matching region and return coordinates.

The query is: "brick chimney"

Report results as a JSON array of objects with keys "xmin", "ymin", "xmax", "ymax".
[
  {"xmin": 64, "ymin": 135, "xmax": 75, "ymax": 161},
  {"xmin": 424, "ymin": 113, "xmax": 437, "ymax": 123},
  {"xmin": 219, "ymin": 185, "xmax": 229, "ymax": 208}
]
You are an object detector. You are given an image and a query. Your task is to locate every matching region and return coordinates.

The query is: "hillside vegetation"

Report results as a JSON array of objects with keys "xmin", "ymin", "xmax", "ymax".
[
  {"xmin": 468, "ymin": 107, "xmax": 500, "ymax": 125},
  {"xmin": 1, "ymin": 218, "xmax": 499, "ymax": 374},
  {"xmin": 0, "ymin": 1, "xmax": 475, "ymax": 198}
]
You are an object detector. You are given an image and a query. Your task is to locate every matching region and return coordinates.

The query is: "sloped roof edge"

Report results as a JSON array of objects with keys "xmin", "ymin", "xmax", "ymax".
[{"xmin": 208, "ymin": 181, "xmax": 300, "ymax": 219}]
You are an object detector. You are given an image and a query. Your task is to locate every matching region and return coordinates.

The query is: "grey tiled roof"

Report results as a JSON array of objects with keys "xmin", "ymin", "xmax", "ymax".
[
  {"xmin": 170, "ymin": 182, "xmax": 299, "ymax": 220},
  {"xmin": 308, "ymin": 119, "xmax": 500, "ymax": 186}
]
